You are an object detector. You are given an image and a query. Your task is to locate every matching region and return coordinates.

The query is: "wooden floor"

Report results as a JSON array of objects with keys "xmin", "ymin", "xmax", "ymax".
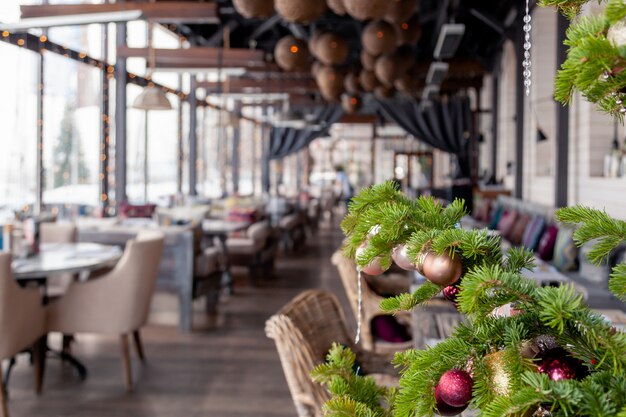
[{"xmin": 6, "ymin": 217, "xmax": 350, "ymax": 417}]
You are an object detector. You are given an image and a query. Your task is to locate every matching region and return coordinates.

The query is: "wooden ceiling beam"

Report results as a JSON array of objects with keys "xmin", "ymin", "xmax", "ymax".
[
  {"xmin": 20, "ymin": 2, "xmax": 219, "ymax": 23},
  {"xmin": 117, "ymin": 47, "xmax": 266, "ymax": 68},
  {"xmin": 197, "ymin": 78, "xmax": 318, "ymax": 93}
]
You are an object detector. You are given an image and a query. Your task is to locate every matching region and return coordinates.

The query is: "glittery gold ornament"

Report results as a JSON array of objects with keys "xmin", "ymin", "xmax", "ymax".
[{"xmin": 484, "ymin": 351, "xmax": 512, "ymax": 397}]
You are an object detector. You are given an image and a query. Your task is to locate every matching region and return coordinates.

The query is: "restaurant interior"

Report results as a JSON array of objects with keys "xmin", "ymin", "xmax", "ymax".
[{"xmin": 2, "ymin": 0, "xmax": 626, "ymax": 416}]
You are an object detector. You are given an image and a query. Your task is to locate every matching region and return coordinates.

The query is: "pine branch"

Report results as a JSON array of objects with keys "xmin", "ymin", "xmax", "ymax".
[
  {"xmin": 609, "ymin": 262, "xmax": 626, "ymax": 301},
  {"xmin": 379, "ymin": 282, "xmax": 441, "ymax": 313},
  {"xmin": 539, "ymin": 0, "xmax": 606, "ymax": 19}
]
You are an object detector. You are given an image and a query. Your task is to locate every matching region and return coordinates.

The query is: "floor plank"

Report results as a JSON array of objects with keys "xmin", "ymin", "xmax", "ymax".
[{"xmin": 5, "ymin": 217, "xmax": 349, "ymax": 417}]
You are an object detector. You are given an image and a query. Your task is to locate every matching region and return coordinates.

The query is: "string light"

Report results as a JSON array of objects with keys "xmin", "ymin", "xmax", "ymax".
[{"xmin": 523, "ymin": 0, "xmax": 532, "ymax": 96}]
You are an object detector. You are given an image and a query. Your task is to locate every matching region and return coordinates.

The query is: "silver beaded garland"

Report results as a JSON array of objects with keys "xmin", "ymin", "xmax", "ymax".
[{"xmin": 523, "ymin": 0, "xmax": 532, "ymax": 96}]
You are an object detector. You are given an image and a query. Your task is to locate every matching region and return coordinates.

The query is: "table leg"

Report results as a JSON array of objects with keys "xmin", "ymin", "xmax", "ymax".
[{"xmin": 217, "ymin": 235, "xmax": 234, "ymax": 296}]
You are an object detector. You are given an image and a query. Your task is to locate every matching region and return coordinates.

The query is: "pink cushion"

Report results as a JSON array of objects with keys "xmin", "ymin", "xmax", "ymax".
[
  {"xmin": 119, "ymin": 203, "xmax": 156, "ymax": 219},
  {"xmin": 508, "ymin": 214, "xmax": 531, "ymax": 246},
  {"xmin": 497, "ymin": 210, "xmax": 518, "ymax": 238},
  {"xmin": 537, "ymin": 225, "xmax": 559, "ymax": 261},
  {"xmin": 371, "ymin": 316, "xmax": 411, "ymax": 343},
  {"xmin": 473, "ymin": 199, "xmax": 492, "ymax": 222}
]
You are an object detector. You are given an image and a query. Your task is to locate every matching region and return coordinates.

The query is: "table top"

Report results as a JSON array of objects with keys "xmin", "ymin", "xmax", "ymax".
[
  {"xmin": 202, "ymin": 219, "xmax": 250, "ymax": 235},
  {"xmin": 12, "ymin": 242, "xmax": 123, "ymax": 280}
]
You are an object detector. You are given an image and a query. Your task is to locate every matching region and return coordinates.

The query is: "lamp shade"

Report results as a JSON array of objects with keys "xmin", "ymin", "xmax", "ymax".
[
  {"xmin": 343, "ymin": 0, "xmax": 389, "ymax": 21},
  {"xmin": 360, "ymin": 50, "xmax": 376, "ymax": 71},
  {"xmin": 315, "ymin": 65, "xmax": 345, "ymax": 102},
  {"xmin": 385, "ymin": 0, "xmax": 416, "ymax": 23},
  {"xmin": 275, "ymin": 35, "xmax": 310, "ymax": 71},
  {"xmin": 362, "ymin": 20, "xmax": 397, "ymax": 56},
  {"xmin": 232, "ymin": 0, "xmax": 274, "ymax": 18},
  {"xmin": 396, "ymin": 14, "xmax": 422, "ymax": 46},
  {"xmin": 341, "ymin": 93, "xmax": 362, "ymax": 114},
  {"xmin": 133, "ymin": 86, "xmax": 173, "ymax": 110},
  {"xmin": 275, "ymin": 0, "xmax": 326, "ymax": 23},
  {"xmin": 314, "ymin": 32, "xmax": 349, "ymax": 66},
  {"xmin": 375, "ymin": 53, "xmax": 404, "ymax": 87},
  {"xmin": 359, "ymin": 69, "xmax": 380, "ymax": 92},
  {"xmin": 344, "ymin": 72, "xmax": 362, "ymax": 94},
  {"xmin": 327, "ymin": 0, "xmax": 347, "ymax": 15}
]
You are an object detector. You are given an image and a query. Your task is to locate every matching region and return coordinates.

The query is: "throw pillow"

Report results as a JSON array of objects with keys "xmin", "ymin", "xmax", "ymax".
[
  {"xmin": 508, "ymin": 214, "xmax": 532, "ymax": 245},
  {"xmin": 497, "ymin": 210, "xmax": 519, "ymax": 238},
  {"xmin": 552, "ymin": 227, "xmax": 579, "ymax": 272},
  {"xmin": 489, "ymin": 205, "xmax": 504, "ymax": 230},
  {"xmin": 371, "ymin": 315, "xmax": 411, "ymax": 343},
  {"xmin": 521, "ymin": 214, "xmax": 546, "ymax": 251},
  {"xmin": 537, "ymin": 224, "xmax": 559, "ymax": 261},
  {"xmin": 474, "ymin": 199, "xmax": 492, "ymax": 222}
]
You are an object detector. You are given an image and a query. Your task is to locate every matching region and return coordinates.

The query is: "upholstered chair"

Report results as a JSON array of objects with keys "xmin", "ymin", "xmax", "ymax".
[
  {"xmin": 46, "ymin": 231, "xmax": 165, "ymax": 391},
  {"xmin": 0, "ymin": 253, "xmax": 47, "ymax": 417}
]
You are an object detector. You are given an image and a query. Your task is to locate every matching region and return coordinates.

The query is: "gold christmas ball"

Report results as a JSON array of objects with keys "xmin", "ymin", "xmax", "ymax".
[
  {"xmin": 374, "ymin": 85, "xmax": 395, "ymax": 100},
  {"xmin": 314, "ymin": 32, "xmax": 349, "ymax": 66},
  {"xmin": 343, "ymin": 0, "xmax": 390, "ymax": 21},
  {"xmin": 360, "ymin": 50, "xmax": 377, "ymax": 71},
  {"xmin": 422, "ymin": 251, "xmax": 462, "ymax": 286},
  {"xmin": 232, "ymin": 0, "xmax": 275, "ymax": 18},
  {"xmin": 341, "ymin": 93, "xmax": 362, "ymax": 114},
  {"xmin": 275, "ymin": 35, "xmax": 310, "ymax": 72},
  {"xmin": 608, "ymin": 17, "xmax": 626, "ymax": 48},
  {"xmin": 344, "ymin": 72, "xmax": 362, "ymax": 94},
  {"xmin": 359, "ymin": 69, "xmax": 380, "ymax": 92},
  {"xmin": 396, "ymin": 14, "xmax": 422, "ymax": 46},
  {"xmin": 484, "ymin": 351, "xmax": 512, "ymax": 397},
  {"xmin": 327, "ymin": 0, "xmax": 347, "ymax": 15},
  {"xmin": 362, "ymin": 20, "xmax": 398, "ymax": 56},
  {"xmin": 275, "ymin": 0, "xmax": 327, "ymax": 23},
  {"xmin": 315, "ymin": 65, "xmax": 345, "ymax": 102},
  {"xmin": 384, "ymin": 0, "xmax": 416, "ymax": 23}
]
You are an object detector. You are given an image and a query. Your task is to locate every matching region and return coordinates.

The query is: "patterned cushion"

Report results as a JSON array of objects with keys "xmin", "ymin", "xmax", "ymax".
[
  {"xmin": 497, "ymin": 210, "xmax": 519, "ymax": 238},
  {"xmin": 522, "ymin": 215, "xmax": 546, "ymax": 251},
  {"xmin": 552, "ymin": 228, "xmax": 579, "ymax": 272},
  {"xmin": 508, "ymin": 214, "xmax": 532, "ymax": 245},
  {"xmin": 489, "ymin": 205, "xmax": 504, "ymax": 230},
  {"xmin": 473, "ymin": 199, "xmax": 492, "ymax": 222},
  {"xmin": 537, "ymin": 225, "xmax": 559, "ymax": 261}
]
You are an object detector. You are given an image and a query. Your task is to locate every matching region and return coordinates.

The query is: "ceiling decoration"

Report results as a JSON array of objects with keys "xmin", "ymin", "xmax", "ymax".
[
  {"xmin": 396, "ymin": 14, "xmax": 422, "ymax": 46},
  {"xmin": 343, "ymin": 0, "xmax": 390, "ymax": 21},
  {"xmin": 274, "ymin": 35, "xmax": 310, "ymax": 71},
  {"xmin": 311, "ymin": 31, "xmax": 349, "ymax": 66},
  {"xmin": 326, "ymin": 0, "xmax": 347, "ymax": 16},
  {"xmin": 315, "ymin": 65, "xmax": 345, "ymax": 102},
  {"xmin": 344, "ymin": 72, "xmax": 362, "ymax": 94},
  {"xmin": 362, "ymin": 20, "xmax": 398, "ymax": 56},
  {"xmin": 274, "ymin": 0, "xmax": 326, "ymax": 23},
  {"xmin": 359, "ymin": 69, "xmax": 380, "ymax": 93},
  {"xmin": 341, "ymin": 93, "xmax": 362, "ymax": 114},
  {"xmin": 360, "ymin": 50, "xmax": 376, "ymax": 71},
  {"xmin": 385, "ymin": 0, "xmax": 418, "ymax": 24},
  {"xmin": 232, "ymin": 0, "xmax": 275, "ymax": 19}
]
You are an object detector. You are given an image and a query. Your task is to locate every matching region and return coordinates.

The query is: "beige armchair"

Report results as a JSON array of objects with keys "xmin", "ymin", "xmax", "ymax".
[
  {"xmin": 0, "ymin": 253, "xmax": 47, "ymax": 417},
  {"xmin": 46, "ymin": 231, "xmax": 165, "ymax": 391},
  {"xmin": 331, "ymin": 251, "xmax": 413, "ymax": 353},
  {"xmin": 226, "ymin": 221, "xmax": 277, "ymax": 278},
  {"xmin": 40, "ymin": 223, "xmax": 78, "ymax": 298}
]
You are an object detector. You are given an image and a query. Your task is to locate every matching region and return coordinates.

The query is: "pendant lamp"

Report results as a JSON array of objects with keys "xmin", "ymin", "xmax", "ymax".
[{"xmin": 133, "ymin": 20, "xmax": 172, "ymax": 110}]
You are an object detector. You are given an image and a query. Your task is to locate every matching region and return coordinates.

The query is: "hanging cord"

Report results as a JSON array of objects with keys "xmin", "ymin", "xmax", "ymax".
[
  {"xmin": 355, "ymin": 268, "xmax": 363, "ymax": 344},
  {"xmin": 523, "ymin": 0, "xmax": 532, "ymax": 96}
]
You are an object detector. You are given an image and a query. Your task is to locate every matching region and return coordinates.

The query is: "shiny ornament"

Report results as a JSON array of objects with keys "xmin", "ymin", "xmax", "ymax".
[
  {"xmin": 355, "ymin": 242, "xmax": 389, "ymax": 276},
  {"xmin": 232, "ymin": 0, "xmax": 274, "ymax": 18},
  {"xmin": 274, "ymin": 35, "xmax": 310, "ymax": 72},
  {"xmin": 360, "ymin": 50, "xmax": 376, "ymax": 71},
  {"xmin": 343, "ymin": 0, "xmax": 389, "ymax": 21},
  {"xmin": 435, "ymin": 388, "xmax": 468, "ymax": 416},
  {"xmin": 392, "ymin": 244, "xmax": 417, "ymax": 271},
  {"xmin": 275, "ymin": 0, "xmax": 326, "ymax": 23},
  {"xmin": 608, "ymin": 17, "xmax": 626, "ymax": 48},
  {"xmin": 396, "ymin": 14, "xmax": 422, "ymax": 45},
  {"xmin": 341, "ymin": 93, "xmax": 362, "ymax": 114},
  {"xmin": 314, "ymin": 32, "xmax": 349, "ymax": 66},
  {"xmin": 384, "ymin": 0, "xmax": 416, "ymax": 23},
  {"xmin": 327, "ymin": 0, "xmax": 347, "ymax": 15},
  {"xmin": 344, "ymin": 72, "xmax": 362, "ymax": 94},
  {"xmin": 422, "ymin": 251, "xmax": 463, "ymax": 286},
  {"xmin": 359, "ymin": 69, "xmax": 380, "ymax": 92},
  {"xmin": 536, "ymin": 348, "xmax": 586, "ymax": 381},
  {"xmin": 315, "ymin": 65, "xmax": 345, "ymax": 102},
  {"xmin": 362, "ymin": 20, "xmax": 398, "ymax": 56},
  {"xmin": 442, "ymin": 283, "xmax": 460, "ymax": 304},
  {"xmin": 484, "ymin": 351, "xmax": 512, "ymax": 396},
  {"xmin": 436, "ymin": 369, "xmax": 473, "ymax": 408}
]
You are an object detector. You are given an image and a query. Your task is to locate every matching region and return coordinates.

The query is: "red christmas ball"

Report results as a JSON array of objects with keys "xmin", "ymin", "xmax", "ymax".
[
  {"xmin": 391, "ymin": 244, "xmax": 417, "ymax": 271},
  {"xmin": 442, "ymin": 283, "xmax": 461, "ymax": 304},
  {"xmin": 355, "ymin": 242, "xmax": 388, "ymax": 276},
  {"xmin": 422, "ymin": 251, "xmax": 463, "ymax": 287},
  {"xmin": 435, "ymin": 388, "xmax": 468, "ymax": 416},
  {"xmin": 537, "ymin": 348, "xmax": 586, "ymax": 381},
  {"xmin": 436, "ymin": 369, "xmax": 473, "ymax": 408}
]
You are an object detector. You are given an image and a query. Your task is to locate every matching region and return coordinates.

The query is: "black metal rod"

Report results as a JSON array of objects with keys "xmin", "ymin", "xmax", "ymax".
[
  {"xmin": 555, "ymin": 13, "xmax": 570, "ymax": 207},
  {"xmin": 114, "ymin": 22, "xmax": 127, "ymax": 208},
  {"xmin": 514, "ymin": 8, "xmax": 526, "ymax": 199},
  {"xmin": 491, "ymin": 67, "xmax": 500, "ymax": 180},
  {"xmin": 188, "ymin": 75, "xmax": 198, "ymax": 196}
]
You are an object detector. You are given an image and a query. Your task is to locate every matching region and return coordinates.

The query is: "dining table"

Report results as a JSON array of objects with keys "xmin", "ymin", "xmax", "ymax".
[
  {"xmin": 10, "ymin": 242, "xmax": 123, "ymax": 381},
  {"xmin": 202, "ymin": 219, "xmax": 251, "ymax": 295}
]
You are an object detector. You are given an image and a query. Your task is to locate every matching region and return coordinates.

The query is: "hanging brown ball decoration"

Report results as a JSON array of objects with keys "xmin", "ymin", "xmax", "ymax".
[
  {"xmin": 421, "ymin": 251, "xmax": 463, "ymax": 287},
  {"xmin": 327, "ymin": 0, "xmax": 347, "ymax": 15},
  {"xmin": 374, "ymin": 53, "xmax": 403, "ymax": 87},
  {"xmin": 362, "ymin": 20, "xmax": 398, "ymax": 56},
  {"xmin": 315, "ymin": 32, "xmax": 349, "ymax": 66},
  {"xmin": 309, "ymin": 30, "xmax": 324, "ymax": 59},
  {"xmin": 396, "ymin": 14, "xmax": 422, "ymax": 46},
  {"xmin": 344, "ymin": 72, "xmax": 362, "ymax": 94},
  {"xmin": 275, "ymin": 35, "xmax": 310, "ymax": 72},
  {"xmin": 384, "ymin": 0, "xmax": 417, "ymax": 23},
  {"xmin": 395, "ymin": 45, "xmax": 415, "ymax": 73},
  {"xmin": 355, "ymin": 241, "xmax": 389, "ymax": 276},
  {"xmin": 315, "ymin": 65, "xmax": 345, "ymax": 102},
  {"xmin": 359, "ymin": 69, "xmax": 380, "ymax": 92},
  {"xmin": 392, "ymin": 244, "xmax": 417, "ymax": 271},
  {"xmin": 275, "ymin": 0, "xmax": 327, "ymax": 23},
  {"xmin": 311, "ymin": 60, "xmax": 323, "ymax": 78},
  {"xmin": 341, "ymin": 93, "xmax": 362, "ymax": 114},
  {"xmin": 232, "ymin": 0, "xmax": 275, "ymax": 19},
  {"xmin": 343, "ymin": 0, "xmax": 389, "ymax": 21},
  {"xmin": 360, "ymin": 50, "xmax": 376, "ymax": 71},
  {"xmin": 374, "ymin": 85, "xmax": 395, "ymax": 100}
]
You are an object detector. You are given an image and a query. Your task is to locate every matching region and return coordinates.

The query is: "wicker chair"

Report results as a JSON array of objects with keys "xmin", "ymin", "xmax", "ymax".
[
  {"xmin": 332, "ymin": 251, "xmax": 413, "ymax": 353},
  {"xmin": 266, "ymin": 290, "xmax": 397, "ymax": 417}
]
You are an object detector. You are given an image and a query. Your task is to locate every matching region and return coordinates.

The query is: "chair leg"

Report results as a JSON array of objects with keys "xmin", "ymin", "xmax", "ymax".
[
  {"xmin": 0, "ymin": 373, "xmax": 8, "ymax": 417},
  {"xmin": 132, "ymin": 330, "xmax": 145, "ymax": 362},
  {"xmin": 120, "ymin": 334, "xmax": 133, "ymax": 392},
  {"xmin": 32, "ymin": 336, "xmax": 47, "ymax": 395}
]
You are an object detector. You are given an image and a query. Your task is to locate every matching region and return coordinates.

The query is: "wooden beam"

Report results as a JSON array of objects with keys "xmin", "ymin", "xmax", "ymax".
[
  {"xmin": 198, "ymin": 78, "xmax": 317, "ymax": 93},
  {"xmin": 20, "ymin": 2, "xmax": 218, "ymax": 23},
  {"xmin": 338, "ymin": 114, "xmax": 378, "ymax": 124},
  {"xmin": 117, "ymin": 47, "xmax": 266, "ymax": 69}
]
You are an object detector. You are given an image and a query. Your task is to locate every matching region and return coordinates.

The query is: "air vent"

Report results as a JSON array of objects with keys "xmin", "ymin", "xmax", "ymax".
[
  {"xmin": 433, "ymin": 23, "xmax": 465, "ymax": 59},
  {"xmin": 426, "ymin": 62, "xmax": 449, "ymax": 85}
]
